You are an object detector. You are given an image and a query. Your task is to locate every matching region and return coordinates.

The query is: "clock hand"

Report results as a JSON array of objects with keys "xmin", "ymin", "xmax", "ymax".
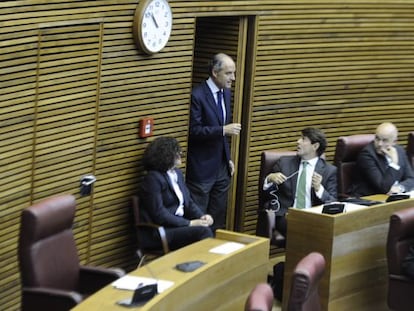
[{"xmin": 151, "ymin": 13, "xmax": 159, "ymax": 28}]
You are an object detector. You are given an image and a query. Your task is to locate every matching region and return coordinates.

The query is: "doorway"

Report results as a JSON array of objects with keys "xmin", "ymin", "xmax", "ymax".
[{"xmin": 191, "ymin": 16, "xmax": 257, "ymax": 231}]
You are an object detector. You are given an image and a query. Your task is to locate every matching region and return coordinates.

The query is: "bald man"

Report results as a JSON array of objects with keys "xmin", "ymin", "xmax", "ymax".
[{"xmin": 351, "ymin": 122, "xmax": 414, "ymax": 196}]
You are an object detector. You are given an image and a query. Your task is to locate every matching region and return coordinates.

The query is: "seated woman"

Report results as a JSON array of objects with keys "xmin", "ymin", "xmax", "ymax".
[{"xmin": 139, "ymin": 137, "xmax": 214, "ymax": 251}]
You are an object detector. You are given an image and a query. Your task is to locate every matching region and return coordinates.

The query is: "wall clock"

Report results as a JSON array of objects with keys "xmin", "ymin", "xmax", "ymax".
[{"xmin": 132, "ymin": 0, "xmax": 173, "ymax": 55}]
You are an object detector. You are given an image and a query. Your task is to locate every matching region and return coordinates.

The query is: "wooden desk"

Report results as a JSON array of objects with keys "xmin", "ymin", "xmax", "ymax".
[
  {"xmin": 72, "ymin": 230, "xmax": 269, "ymax": 311},
  {"xmin": 282, "ymin": 197, "xmax": 414, "ymax": 311}
]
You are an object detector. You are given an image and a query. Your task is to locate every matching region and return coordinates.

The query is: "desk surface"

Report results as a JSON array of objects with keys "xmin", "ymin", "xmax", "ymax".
[
  {"xmin": 72, "ymin": 230, "xmax": 269, "ymax": 311},
  {"xmin": 282, "ymin": 197, "xmax": 414, "ymax": 311}
]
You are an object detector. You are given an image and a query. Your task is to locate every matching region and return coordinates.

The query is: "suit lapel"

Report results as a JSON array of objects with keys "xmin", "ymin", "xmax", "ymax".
[
  {"xmin": 315, "ymin": 158, "xmax": 325, "ymax": 175},
  {"xmin": 289, "ymin": 157, "xmax": 301, "ymax": 191},
  {"xmin": 202, "ymin": 81, "xmax": 224, "ymax": 124},
  {"xmin": 223, "ymin": 89, "xmax": 230, "ymax": 124},
  {"xmin": 368, "ymin": 143, "xmax": 388, "ymax": 174}
]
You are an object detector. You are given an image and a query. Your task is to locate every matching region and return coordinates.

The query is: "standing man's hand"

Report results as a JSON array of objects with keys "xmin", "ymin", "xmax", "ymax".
[
  {"xmin": 224, "ymin": 123, "xmax": 241, "ymax": 136},
  {"xmin": 229, "ymin": 160, "xmax": 235, "ymax": 176}
]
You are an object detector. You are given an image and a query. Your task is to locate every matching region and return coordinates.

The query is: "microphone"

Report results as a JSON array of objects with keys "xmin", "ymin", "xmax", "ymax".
[{"xmin": 116, "ymin": 255, "xmax": 158, "ymax": 307}]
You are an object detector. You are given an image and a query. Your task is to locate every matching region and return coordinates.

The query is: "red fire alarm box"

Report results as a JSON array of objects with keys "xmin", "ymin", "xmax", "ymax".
[{"xmin": 139, "ymin": 117, "xmax": 154, "ymax": 138}]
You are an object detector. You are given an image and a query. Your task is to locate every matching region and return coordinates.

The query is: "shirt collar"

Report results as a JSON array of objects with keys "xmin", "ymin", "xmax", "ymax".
[
  {"xmin": 206, "ymin": 77, "xmax": 221, "ymax": 94},
  {"xmin": 167, "ymin": 169, "xmax": 177, "ymax": 181},
  {"xmin": 302, "ymin": 157, "xmax": 318, "ymax": 167}
]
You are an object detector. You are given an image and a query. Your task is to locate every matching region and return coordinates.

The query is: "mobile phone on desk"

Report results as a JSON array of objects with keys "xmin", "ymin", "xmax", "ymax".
[{"xmin": 116, "ymin": 283, "xmax": 157, "ymax": 307}]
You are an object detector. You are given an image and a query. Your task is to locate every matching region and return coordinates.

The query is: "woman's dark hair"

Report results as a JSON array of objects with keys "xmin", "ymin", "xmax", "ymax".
[
  {"xmin": 143, "ymin": 137, "xmax": 181, "ymax": 172},
  {"xmin": 301, "ymin": 127, "xmax": 327, "ymax": 156}
]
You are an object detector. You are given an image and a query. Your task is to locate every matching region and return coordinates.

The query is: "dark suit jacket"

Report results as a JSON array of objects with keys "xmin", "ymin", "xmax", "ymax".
[
  {"xmin": 266, "ymin": 155, "xmax": 337, "ymax": 214},
  {"xmin": 351, "ymin": 142, "xmax": 414, "ymax": 196},
  {"xmin": 186, "ymin": 80, "xmax": 231, "ymax": 182},
  {"xmin": 139, "ymin": 168, "xmax": 204, "ymax": 227}
]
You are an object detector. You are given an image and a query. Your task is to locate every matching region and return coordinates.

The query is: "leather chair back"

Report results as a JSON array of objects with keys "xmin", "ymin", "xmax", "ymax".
[
  {"xmin": 19, "ymin": 194, "xmax": 80, "ymax": 291},
  {"xmin": 258, "ymin": 150, "xmax": 297, "ymax": 210},
  {"xmin": 287, "ymin": 252, "xmax": 326, "ymax": 311},
  {"xmin": 256, "ymin": 150, "xmax": 296, "ymax": 246},
  {"xmin": 406, "ymin": 131, "xmax": 414, "ymax": 168},
  {"xmin": 386, "ymin": 207, "xmax": 414, "ymax": 311},
  {"xmin": 244, "ymin": 283, "xmax": 274, "ymax": 311},
  {"xmin": 334, "ymin": 134, "xmax": 374, "ymax": 197}
]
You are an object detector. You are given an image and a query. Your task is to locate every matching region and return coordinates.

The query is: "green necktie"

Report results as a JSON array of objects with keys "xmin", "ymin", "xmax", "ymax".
[{"xmin": 296, "ymin": 161, "xmax": 308, "ymax": 209}]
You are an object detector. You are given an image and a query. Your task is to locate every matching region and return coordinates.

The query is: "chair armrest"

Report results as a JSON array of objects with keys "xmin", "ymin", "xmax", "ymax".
[
  {"xmin": 389, "ymin": 273, "xmax": 414, "ymax": 283},
  {"xmin": 22, "ymin": 286, "xmax": 82, "ymax": 310},
  {"xmin": 136, "ymin": 222, "xmax": 170, "ymax": 254},
  {"xmin": 255, "ymin": 209, "xmax": 275, "ymax": 239},
  {"xmin": 79, "ymin": 265, "xmax": 125, "ymax": 295}
]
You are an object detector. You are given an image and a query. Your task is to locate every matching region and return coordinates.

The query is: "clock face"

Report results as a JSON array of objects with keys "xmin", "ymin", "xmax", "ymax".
[{"xmin": 133, "ymin": 0, "xmax": 173, "ymax": 54}]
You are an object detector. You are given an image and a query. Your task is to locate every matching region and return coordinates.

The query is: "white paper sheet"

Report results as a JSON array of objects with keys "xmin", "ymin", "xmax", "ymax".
[
  {"xmin": 112, "ymin": 275, "xmax": 174, "ymax": 293},
  {"xmin": 209, "ymin": 241, "xmax": 245, "ymax": 254}
]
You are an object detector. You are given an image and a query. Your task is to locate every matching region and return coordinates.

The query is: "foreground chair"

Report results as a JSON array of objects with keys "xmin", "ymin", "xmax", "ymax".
[
  {"xmin": 386, "ymin": 207, "xmax": 414, "ymax": 311},
  {"xmin": 287, "ymin": 252, "xmax": 326, "ymax": 311},
  {"xmin": 333, "ymin": 134, "xmax": 375, "ymax": 198},
  {"xmin": 131, "ymin": 195, "xmax": 170, "ymax": 260},
  {"xmin": 256, "ymin": 149, "xmax": 296, "ymax": 248},
  {"xmin": 19, "ymin": 194, "xmax": 125, "ymax": 311},
  {"xmin": 244, "ymin": 282, "xmax": 274, "ymax": 311},
  {"xmin": 245, "ymin": 252, "xmax": 326, "ymax": 311}
]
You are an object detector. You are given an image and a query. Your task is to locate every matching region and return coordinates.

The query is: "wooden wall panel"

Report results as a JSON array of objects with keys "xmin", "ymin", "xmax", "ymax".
[{"xmin": 1, "ymin": 1, "xmax": 414, "ymax": 309}]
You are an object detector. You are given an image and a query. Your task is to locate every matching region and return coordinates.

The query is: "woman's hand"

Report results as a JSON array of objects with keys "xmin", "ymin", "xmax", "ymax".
[
  {"xmin": 201, "ymin": 214, "xmax": 214, "ymax": 226},
  {"xmin": 190, "ymin": 214, "xmax": 214, "ymax": 227}
]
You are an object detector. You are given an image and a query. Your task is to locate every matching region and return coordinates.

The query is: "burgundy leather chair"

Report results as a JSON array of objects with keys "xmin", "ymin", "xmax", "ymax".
[
  {"xmin": 131, "ymin": 195, "xmax": 170, "ymax": 260},
  {"xmin": 406, "ymin": 131, "xmax": 414, "ymax": 168},
  {"xmin": 386, "ymin": 207, "xmax": 414, "ymax": 311},
  {"xmin": 244, "ymin": 282, "xmax": 274, "ymax": 311},
  {"xmin": 287, "ymin": 252, "xmax": 326, "ymax": 311},
  {"xmin": 334, "ymin": 134, "xmax": 375, "ymax": 198},
  {"xmin": 256, "ymin": 149, "xmax": 296, "ymax": 248},
  {"xmin": 18, "ymin": 194, "xmax": 125, "ymax": 311}
]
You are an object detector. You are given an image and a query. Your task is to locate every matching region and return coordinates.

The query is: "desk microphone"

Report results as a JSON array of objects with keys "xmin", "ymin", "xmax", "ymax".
[{"xmin": 116, "ymin": 255, "xmax": 158, "ymax": 307}]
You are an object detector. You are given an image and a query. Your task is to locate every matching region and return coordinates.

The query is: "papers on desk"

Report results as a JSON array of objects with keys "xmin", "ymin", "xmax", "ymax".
[
  {"xmin": 209, "ymin": 241, "xmax": 245, "ymax": 254},
  {"xmin": 112, "ymin": 275, "xmax": 174, "ymax": 293}
]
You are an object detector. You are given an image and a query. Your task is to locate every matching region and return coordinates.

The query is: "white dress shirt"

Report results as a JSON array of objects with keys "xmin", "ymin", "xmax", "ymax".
[{"xmin": 167, "ymin": 169, "xmax": 184, "ymax": 216}]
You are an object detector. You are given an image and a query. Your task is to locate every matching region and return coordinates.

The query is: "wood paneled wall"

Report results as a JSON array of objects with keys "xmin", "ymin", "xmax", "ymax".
[{"xmin": 1, "ymin": 1, "xmax": 414, "ymax": 309}]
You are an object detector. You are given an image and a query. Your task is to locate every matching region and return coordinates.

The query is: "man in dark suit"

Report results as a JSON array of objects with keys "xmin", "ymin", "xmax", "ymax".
[
  {"xmin": 351, "ymin": 122, "xmax": 414, "ymax": 196},
  {"xmin": 263, "ymin": 127, "xmax": 337, "ymax": 237},
  {"xmin": 186, "ymin": 53, "xmax": 241, "ymax": 232}
]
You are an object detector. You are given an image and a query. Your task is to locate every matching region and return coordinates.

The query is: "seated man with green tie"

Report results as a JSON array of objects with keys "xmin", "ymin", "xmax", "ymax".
[{"xmin": 263, "ymin": 127, "xmax": 338, "ymax": 240}]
